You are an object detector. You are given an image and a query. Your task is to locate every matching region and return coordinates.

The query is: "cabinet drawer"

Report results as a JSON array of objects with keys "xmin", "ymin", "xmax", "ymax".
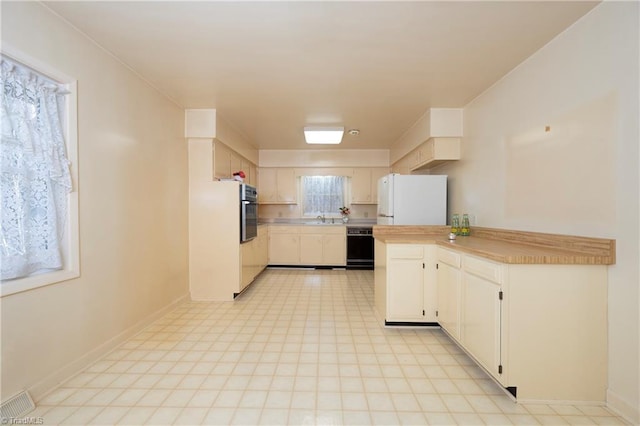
[
  {"xmin": 388, "ymin": 245, "xmax": 424, "ymax": 259},
  {"xmin": 300, "ymin": 225, "xmax": 345, "ymax": 235},
  {"xmin": 269, "ymin": 225, "xmax": 300, "ymax": 234},
  {"xmin": 437, "ymin": 248, "xmax": 461, "ymax": 268},
  {"xmin": 463, "ymin": 255, "xmax": 504, "ymax": 284}
]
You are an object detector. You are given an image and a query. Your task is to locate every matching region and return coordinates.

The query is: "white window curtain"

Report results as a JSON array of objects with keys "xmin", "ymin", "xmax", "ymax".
[
  {"xmin": 1, "ymin": 57, "xmax": 72, "ymax": 281},
  {"xmin": 302, "ymin": 176, "xmax": 345, "ymax": 217}
]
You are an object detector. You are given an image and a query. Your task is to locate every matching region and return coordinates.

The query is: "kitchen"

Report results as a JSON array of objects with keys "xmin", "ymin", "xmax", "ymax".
[{"xmin": 1, "ymin": 1, "xmax": 638, "ymax": 425}]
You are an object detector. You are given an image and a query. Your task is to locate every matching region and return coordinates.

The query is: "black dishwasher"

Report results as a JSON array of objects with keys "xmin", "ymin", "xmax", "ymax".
[{"xmin": 346, "ymin": 227, "xmax": 374, "ymax": 270}]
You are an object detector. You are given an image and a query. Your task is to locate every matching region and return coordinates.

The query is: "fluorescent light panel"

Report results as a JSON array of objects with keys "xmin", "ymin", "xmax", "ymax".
[{"xmin": 304, "ymin": 126, "xmax": 344, "ymax": 144}]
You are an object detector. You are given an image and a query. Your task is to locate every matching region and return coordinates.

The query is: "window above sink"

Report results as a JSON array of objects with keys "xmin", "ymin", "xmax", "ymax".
[{"xmin": 301, "ymin": 176, "xmax": 347, "ymax": 219}]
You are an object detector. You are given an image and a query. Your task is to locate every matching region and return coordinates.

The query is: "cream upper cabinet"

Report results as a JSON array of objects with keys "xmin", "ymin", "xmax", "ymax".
[
  {"xmin": 249, "ymin": 164, "xmax": 257, "ymax": 187},
  {"xmin": 258, "ymin": 168, "xmax": 297, "ymax": 204},
  {"xmin": 410, "ymin": 137, "xmax": 461, "ymax": 171},
  {"xmin": 230, "ymin": 152, "xmax": 242, "ymax": 176},
  {"xmin": 351, "ymin": 167, "xmax": 390, "ymax": 204},
  {"xmin": 258, "ymin": 168, "xmax": 277, "ymax": 202},
  {"xmin": 377, "ymin": 243, "xmax": 438, "ymax": 323},
  {"xmin": 276, "ymin": 168, "xmax": 297, "ymax": 203},
  {"xmin": 213, "ymin": 141, "xmax": 257, "ymax": 183},
  {"xmin": 391, "ymin": 155, "xmax": 411, "ymax": 175},
  {"xmin": 213, "ymin": 142, "xmax": 231, "ymax": 179},
  {"xmin": 351, "ymin": 168, "xmax": 372, "ymax": 203},
  {"xmin": 436, "ymin": 248, "xmax": 462, "ymax": 340},
  {"xmin": 241, "ymin": 159, "xmax": 252, "ymax": 185},
  {"xmin": 370, "ymin": 167, "xmax": 389, "ymax": 203}
]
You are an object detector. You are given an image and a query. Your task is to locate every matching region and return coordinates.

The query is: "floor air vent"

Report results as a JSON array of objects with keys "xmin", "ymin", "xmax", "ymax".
[{"xmin": 1, "ymin": 391, "xmax": 35, "ymax": 419}]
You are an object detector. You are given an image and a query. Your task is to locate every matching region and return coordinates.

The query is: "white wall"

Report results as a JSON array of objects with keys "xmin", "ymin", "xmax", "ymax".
[
  {"xmin": 1, "ymin": 2, "xmax": 189, "ymax": 400},
  {"xmin": 436, "ymin": 2, "xmax": 639, "ymax": 421}
]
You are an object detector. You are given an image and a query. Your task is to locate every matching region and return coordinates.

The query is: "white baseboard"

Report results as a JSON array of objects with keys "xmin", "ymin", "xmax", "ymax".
[
  {"xmin": 29, "ymin": 294, "xmax": 189, "ymax": 402},
  {"xmin": 607, "ymin": 389, "xmax": 639, "ymax": 425}
]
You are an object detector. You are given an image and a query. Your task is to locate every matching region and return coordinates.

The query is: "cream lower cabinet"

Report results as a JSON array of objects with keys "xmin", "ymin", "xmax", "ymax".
[
  {"xmin": 269, "ymin": 225, "xmax": 346, "ymax": 266},
  {"xmin": 461, "ymin": 255, "xmax": 504, "ymax": 382},
  {"xmin": 300, "ymin": 234, "xmax": 323, "ymax": 264},
  {"xmin": 322, "ymin": 232, "xmax": 347, "ymax": 265},
  {"xmin": 374, "ymin": 242, "xmax": 438, "ymax": 324},
  {"xmin": 268, "ymin": 226, "xmax": 301, "ymax": 265},
  {"xmin": 436, "ymin": 250, "xmax": 608, "ymax": 402},
  {"xmin": 300, "ymin": 226, "xmax": 346, "ymax": 266},
  {"xmin": 436, "ymin": 248, "xmax": 462, "ymax": 340},
  {"xmin": 241, "ymin": 225, "xmax": 269, "ymax": 291}
]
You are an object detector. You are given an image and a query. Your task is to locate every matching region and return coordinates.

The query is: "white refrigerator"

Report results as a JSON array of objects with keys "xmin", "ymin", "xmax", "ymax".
[{"xmin": 377, "ymin": 174, "xmax": 447, "ymax": 225}]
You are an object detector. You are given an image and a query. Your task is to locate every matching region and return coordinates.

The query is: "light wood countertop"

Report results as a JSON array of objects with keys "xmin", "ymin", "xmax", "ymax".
[{"xmin": 373, "ymin": 226, "xmax": 615, "ymax": 265}]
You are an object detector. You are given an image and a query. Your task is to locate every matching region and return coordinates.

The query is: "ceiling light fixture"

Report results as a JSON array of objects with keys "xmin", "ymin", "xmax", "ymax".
[
  {"xmin": 304, "ymin": 126, "xmax": 344, "ymax": 144},
  {"xmin": 348, "ymin": 129, "xmax": 360, "ymax": 136}
]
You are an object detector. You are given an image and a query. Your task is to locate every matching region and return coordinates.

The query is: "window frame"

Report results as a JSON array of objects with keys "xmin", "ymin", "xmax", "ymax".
[
  {"xmin": 0, "ymin": 45, "xmax": 80, "ymax": 297},
  {"xmin": 300, "ymin": 175, "xmax": 348, "ymax": 218}
]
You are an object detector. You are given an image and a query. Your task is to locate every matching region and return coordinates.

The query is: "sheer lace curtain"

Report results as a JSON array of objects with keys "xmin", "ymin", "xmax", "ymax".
[
  {"xmin": 1, "ymin": 57, "xmax": 72, "ymax": 281},
  {"xmin": 302, "ymin": 176, "xmax": 345, "ymax": 217}
]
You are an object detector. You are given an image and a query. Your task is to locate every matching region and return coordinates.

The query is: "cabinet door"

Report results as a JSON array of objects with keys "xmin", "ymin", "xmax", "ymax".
[
  {"xmin": 410, "ymin": 148, "xmax": 422, "ymax": 169},
  {"xmin": 391, "ymin": 156, "xmax": 411, "ymax": 175},
  {"xmin": 258, "ymin": 168, "xmax": 278, "ymax": 203},
  {"xmin": 462, "ymin": 272, "xmax": 502, "ymax": 379},
  {"xmin": 213, "ymin": 143, "xmax": 231, "ymax": 179},
  {"xmin": 370, "ymin": 168, "xmax": 390, "ymax": 204},
  {"xmin": 241, "ymin": 159, "xmax": 252, "ymax": 184},
  {"xmin": 419, "ymin": 140, "xmax": 435, "ymax": 165},
  {"xmin": 230, "ymin": 153, "xmax": 242, "ymax": 176},
  {"xmin": 269, "ymin": 233, "xmax": 300, "ymax": 264},
  {"xmin": 300, "ymin": 234, "xmax": 323, "ymax": 264},
  {"xmin": 257, "ymin": 226, "xmax": 268, "ymax": 272},
  {"xmin": 323, "ymin": 234, "xmax": 346, "ymax": 266},
  {"xmin": 351, "ymin": 168, "xmax": 372, "ymax": 204},
  {"xmin": 240, "ymin": 240, "xmax": 255, "ymax": 291},
  {"xmin": 276, "ymin": 168, "xmax": 297, "ymax": 203},
  {"xmin": 387, "ymin": 245, "xmax": 425, "ymax": 321},
  {"xmin": 437, "ymin": 262, "xmax": 461, "ymax": 339},
  {"xmin": 249, "ymin": 164, "xmax": 257, "ymax": 187},
  {"xmin": 388, "ymin": 258, "xmax": 424, "ymax": 321}
]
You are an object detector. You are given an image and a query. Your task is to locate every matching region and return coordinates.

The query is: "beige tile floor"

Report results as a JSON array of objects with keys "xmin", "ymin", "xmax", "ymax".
[{"xmin": 31, "ymin": 269, "xmax": 628, "ymax": 425}]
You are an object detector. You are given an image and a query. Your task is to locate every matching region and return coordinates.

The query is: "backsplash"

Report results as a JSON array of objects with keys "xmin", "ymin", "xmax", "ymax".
[{"xmin": 259, "ymin": 204, "xmax": 377, "ymax": 220}]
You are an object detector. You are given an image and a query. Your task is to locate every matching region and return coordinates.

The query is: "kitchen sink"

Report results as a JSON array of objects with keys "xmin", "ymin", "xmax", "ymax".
[{"xmin": 303, "ymin": 221, "xmax": 343, "ymax": 226}]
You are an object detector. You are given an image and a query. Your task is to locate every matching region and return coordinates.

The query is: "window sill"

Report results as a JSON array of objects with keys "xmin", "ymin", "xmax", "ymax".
[{"xmin": 1, "ymin": 269, "xmax": 79, "ymax": 298}]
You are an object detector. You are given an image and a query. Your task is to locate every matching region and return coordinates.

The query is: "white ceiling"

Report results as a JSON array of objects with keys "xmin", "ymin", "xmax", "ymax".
[{"xmin": 45, "ymin": 1, "xmax": 599, "ymax": 150}]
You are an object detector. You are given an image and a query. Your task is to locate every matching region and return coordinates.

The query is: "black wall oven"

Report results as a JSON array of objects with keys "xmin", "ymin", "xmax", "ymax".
[
  {"xmin": 346, "ymin": 226, "xmax": 374, "ymax": 270},
  {"xmin": 240, "ymin": 184, "xmax": 258, "ymax": 243}
]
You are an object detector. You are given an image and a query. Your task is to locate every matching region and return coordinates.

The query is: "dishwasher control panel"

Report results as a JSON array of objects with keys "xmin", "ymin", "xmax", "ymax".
[{"xmin": 347, "ymin": 226, "xmax": 373, "ymax": 236}]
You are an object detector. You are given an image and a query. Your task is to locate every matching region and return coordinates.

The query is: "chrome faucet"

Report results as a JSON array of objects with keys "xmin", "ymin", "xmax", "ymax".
[{"xmin": 316, "ymin": 214, "xmax": 326, "ymax": 223}]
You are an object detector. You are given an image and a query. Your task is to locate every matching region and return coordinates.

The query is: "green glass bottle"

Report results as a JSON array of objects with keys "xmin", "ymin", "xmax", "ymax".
[
  {"xmin": 461, "ymin": 214, "xmax": 470, "ymax": 236},
  {"xmin": 451, "ymin": 214, "xmax": 460, "ymax": 235}
]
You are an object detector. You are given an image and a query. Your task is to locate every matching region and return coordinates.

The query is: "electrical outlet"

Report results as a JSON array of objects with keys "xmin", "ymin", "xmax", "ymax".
[
  {"xmin": 278, "ymin": 212, "xmax": 282, "ymax": 218},
  {"xmin": 469, "ymin": 214, "xmax": 477, "ymax": 225},
  {"xmin": 364, "ymin": 211, "xmax": 369, "ymax": 218}
]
